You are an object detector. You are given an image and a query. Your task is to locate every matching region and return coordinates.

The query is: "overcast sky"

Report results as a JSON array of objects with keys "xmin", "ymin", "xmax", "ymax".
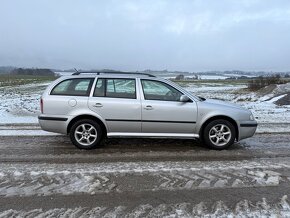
[{"xmin": 1, "ymin": 0, "xmax": 290, "ymax": 72}]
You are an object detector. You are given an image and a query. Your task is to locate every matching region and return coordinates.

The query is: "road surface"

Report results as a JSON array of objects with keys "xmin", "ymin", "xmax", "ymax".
[{"xmin": 0, "ymin": 133, "xmax": 290, "ymax": 217}]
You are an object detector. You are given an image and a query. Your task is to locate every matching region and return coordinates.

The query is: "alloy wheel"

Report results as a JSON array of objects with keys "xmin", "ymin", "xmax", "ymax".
[
  {"xmin": 74, "ymin": 123, "xmax": 98, "ymax": 146},
  {"xmin": 209, "ymin": 124, "xmax": 232, "ymax": 147}
]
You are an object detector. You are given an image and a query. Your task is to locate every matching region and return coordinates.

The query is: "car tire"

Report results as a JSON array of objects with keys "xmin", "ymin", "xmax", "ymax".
[
  {"xmin": 70, "ymin": 119, "xmax": 103, "ymax": 150},
  {"xmin": 203, "ymin": 119, "xmax": 236, "ymax": 150}
]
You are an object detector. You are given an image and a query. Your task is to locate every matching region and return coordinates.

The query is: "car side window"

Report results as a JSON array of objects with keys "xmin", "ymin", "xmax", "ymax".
[
  {"xmin": 51, "ymin": 78, "xmax": 94, "ymax": 96},
  {"xmin": 94, "ymin": 78, "xmax": 136, "ymax": 99},
  {"xmin": 94, "ymin": 78, "xmax": 106, "ymax": 97},
  {"xmin": 141, "ymin": 80, "xmax": 183, "ymax": 101}
]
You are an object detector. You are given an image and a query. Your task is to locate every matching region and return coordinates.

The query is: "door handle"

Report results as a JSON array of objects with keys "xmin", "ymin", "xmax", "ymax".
[
  {"xmin": 93, "ymin": 103, "xmax": 103, "ymax": 108},
  {"xmin": 144, "ymin": 105, "xmax": 153, "ymax": 110}
]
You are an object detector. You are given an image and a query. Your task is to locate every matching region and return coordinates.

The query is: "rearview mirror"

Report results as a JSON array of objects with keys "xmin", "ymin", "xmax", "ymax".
[{"xmin": 180, "ymin": 95, "xmax": 190, "ymax": 102}]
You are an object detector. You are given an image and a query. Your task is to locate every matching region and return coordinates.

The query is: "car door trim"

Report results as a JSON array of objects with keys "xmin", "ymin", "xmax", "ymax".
[
  {"xmin": 240, "ymin": 123, "xmax": 258, "ymax": 127},
  {"xmin": 106, "ymin": 119, "xmax": 196, "ymax": 124},
  {"xmin": 38, "ymin": 116, "xmax": 68, "ymax": 121}
]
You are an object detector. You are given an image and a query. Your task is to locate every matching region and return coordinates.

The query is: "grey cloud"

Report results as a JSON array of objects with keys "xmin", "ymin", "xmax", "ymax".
[{"xmin": 0, "ymin": 0, "xmax": 290, "ymax": 71}]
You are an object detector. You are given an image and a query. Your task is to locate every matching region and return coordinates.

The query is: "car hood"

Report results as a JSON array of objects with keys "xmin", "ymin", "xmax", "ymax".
[{"xmin": 202, "ymin": 98, "xmax": 246, "ymax": 111}]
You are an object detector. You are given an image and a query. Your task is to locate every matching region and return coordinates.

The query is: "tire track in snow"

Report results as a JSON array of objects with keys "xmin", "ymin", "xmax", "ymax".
[
  {"xmin": 0, "ymin": 172, "xmax": 116, "ymax": 197},
  {"xmin": 0, "ymin": 196, "xmax": 289, "ymax": 217},
  {"xmin": 156, "ymin": 168, "xmax": 282, "ymax": 190},
  {"xmin": 0, "ymin": 161, "xmax": 289, "ymax": 197}
]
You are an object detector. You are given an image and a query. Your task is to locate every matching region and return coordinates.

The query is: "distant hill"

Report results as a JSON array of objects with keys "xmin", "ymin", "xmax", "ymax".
[
  {"xmin": 10, "ymin": 68, "xmax": 55, "ymax": 76},
  {"xmin": 0, "ymin": 66, "xmax": 15, "ymax": 74},
  {"xmin": 1, "ymin": 66, "xmax": 290, "ymax": 78}
]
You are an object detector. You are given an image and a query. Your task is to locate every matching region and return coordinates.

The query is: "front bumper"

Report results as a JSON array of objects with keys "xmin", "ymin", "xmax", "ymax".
[{"xmin": 238, "ymin": 121, "xmax": 258, "ymax": 141}]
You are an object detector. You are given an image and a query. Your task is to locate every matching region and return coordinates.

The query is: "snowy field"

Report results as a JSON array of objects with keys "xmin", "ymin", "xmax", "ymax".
[
  {"xmin": 0, "ymin": 82, "xmax": 50, "ymax": 124},
  {"xmin": 0, "ymin": 79, "xmax": 289, "ymax": 133},
  {"xmin": 184, "ymin": 82, "xmax": 290, "ymax": 126}
]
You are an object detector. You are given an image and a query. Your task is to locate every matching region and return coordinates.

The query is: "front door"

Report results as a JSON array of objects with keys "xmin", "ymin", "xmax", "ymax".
[
  {"xmin": 88, "ymin": 78, "xmax": 141, "ymax": 133},
  {"xmin": 140, "ymin": 79, "xmax": 197, "ymax": 134}
]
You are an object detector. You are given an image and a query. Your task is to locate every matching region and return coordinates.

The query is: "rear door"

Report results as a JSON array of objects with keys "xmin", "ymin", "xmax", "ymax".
[
  {"xmin": 88, "ymin": 78, "xmax": 141, "ymax": 133},
  {"xmin": 140, "ymin": 79, "xmax": 197, "ymax": 134}
]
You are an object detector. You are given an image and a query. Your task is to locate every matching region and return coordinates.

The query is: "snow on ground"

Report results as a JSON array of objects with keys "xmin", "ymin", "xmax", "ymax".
[
  {"xmin": 185, "ymin": 83, "xmax": 246, "ymax": 101},
  {"xmin": 0, "ymin": 83, "xmax": 49, "ymax": 124},
  {"xmin": 196, "ymin": 73, "xmax": 255, "ymax": 80},
  {"xmin": 198, "ymin": 75, "xmax": 230, "ymax": 80},
  {"xmin": 240, "ymin": 94, "xmax": 290, "ymax": 123},
  {"xmin": 1, "ymin": 197, "xmax": 290, "ymax": 217},
  {"xmin": 229, "ymin": 83, "xmax": 290, "ymax": 124},
  {"xmin": 224, "ymin": 73, "xmax": 257, "ymax": 78},
  {"xmin": 0, "ymin": 158, "xmax": 289, "ymax": 197},
  {"xmin": 256, "ymin": 123, "xmax": 290, "ymax": 133},
  {"xmin": 0, "ymin": 112, "xmax": 38, "ymax": 124},
  {"xmin": 0, "ymin": 130, "xmax": 59, "ymax": 136},
  {"xmin": 0, "ymin": 159, "xmax": 290, "ymax": 217},
  {"xmin": 185, "ymin": 82, "xmax": 290, "ymax": 125}
]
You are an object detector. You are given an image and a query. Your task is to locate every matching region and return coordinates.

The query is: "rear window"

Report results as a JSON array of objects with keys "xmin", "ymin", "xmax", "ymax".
[
  {"xmin": 93, "ymin": 78, "xmax": 136, "ymax": 99},
  {"xmin": 50, "ymin": 78, "xmax": 94, "ymax": 96}
]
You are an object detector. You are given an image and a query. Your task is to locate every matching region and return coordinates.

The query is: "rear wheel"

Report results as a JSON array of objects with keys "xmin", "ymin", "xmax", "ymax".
[
  {"xmin": 203, "ymin": 119, "xmax": 236, "ymax": 150},
  {"xmin": 70, "ymin": 119, "xmax": 103, "ymax": 150}
]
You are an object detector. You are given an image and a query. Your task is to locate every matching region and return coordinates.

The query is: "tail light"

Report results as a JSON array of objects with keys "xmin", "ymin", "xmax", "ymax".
[{"xmin": 40, "ymin": 98, "xmax": 43, "ymax": 114}]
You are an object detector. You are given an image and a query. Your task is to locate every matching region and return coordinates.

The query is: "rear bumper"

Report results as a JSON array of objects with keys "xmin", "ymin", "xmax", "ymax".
[
  {"xmin": 38, "ymin": 115, "xmax": 69, "ymax": 134},
  {"xmin": 238, "ymin": 121, "xmax": 258, "ymax": 141}
]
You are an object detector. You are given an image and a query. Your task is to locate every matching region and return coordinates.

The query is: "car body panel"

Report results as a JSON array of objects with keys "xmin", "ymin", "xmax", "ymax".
[
  {"xmin": 88, "ymin": 97, "xmax": 142, "ymax": 133},
  {"xmin": 140, "ymin": 100, "xmax": 197, "ymax": 133},
  {"xmin": 39, "ymin": 73, "xmax": 257, "ymax": 142}
]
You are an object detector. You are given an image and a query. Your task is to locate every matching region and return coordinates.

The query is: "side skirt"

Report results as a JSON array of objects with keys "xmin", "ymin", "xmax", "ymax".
[{"xmin": 107, "ymin": 132, "xmax": 199, "ymax": 139}]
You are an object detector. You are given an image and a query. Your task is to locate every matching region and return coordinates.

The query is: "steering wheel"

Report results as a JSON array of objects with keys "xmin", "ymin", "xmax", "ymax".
[{"xmin": 165, "ymin": 91, "xmax": 174, "ymax": 100}]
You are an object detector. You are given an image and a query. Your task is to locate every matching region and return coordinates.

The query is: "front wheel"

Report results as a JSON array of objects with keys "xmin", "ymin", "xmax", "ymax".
[
  {"xmin": 70, "ymin": 119, "xmax": 103, "ymax": 150},
  {"xmin": 203, "ymin": 119, "xmax": 236, "ymax": 150}
]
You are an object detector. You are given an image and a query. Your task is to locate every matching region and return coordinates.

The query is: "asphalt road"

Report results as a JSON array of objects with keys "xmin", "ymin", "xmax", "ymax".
[{"xmin": 0, "ymin": 133, "xmax": 290, "ymax": 217}]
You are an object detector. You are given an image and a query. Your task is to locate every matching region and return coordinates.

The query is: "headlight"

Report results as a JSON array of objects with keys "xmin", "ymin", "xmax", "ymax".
[{"xmin": 249, "ymin": 114, "xmax": 254, "ymax": 121}]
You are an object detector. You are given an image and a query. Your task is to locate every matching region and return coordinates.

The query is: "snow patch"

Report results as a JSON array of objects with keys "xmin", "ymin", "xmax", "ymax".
[
  {"xmin": 0, "ymin": 196, "xmax": 289, "ymax": 217},
  {"xmin": 0, "ymin": 159, "xmax": 288, "ymax": 197},
  {"xmin": 0, "ymin": 130, "xmax": 59, "ymax": 136}
]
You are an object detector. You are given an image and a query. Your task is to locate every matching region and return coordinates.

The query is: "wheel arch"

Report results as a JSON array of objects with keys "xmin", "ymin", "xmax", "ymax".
[
  {"xmin": 199, "ymin": 115, "xmax": 239, "ymax": 141},
  {"xmin": 67, "ymin": 114, "xmax": 107, "ymax": 136}
]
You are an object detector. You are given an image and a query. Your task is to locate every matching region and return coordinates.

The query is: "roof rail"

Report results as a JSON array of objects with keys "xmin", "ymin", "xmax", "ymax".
[{"xmin": 72, "ymin": 71, "xmax": 155, "ymax": 77}]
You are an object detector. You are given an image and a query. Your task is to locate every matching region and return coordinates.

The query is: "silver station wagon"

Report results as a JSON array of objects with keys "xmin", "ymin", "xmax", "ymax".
[{"xmin": 38, "ymin": 72, "xmax": 257, "ymax": 150}]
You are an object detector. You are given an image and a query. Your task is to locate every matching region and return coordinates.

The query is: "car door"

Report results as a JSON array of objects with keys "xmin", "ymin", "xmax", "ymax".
[
  {"xmin": 88, "ymin": 77, "xmax": 141, "ymax": 133},
  {"xmin": 140, "ymin": 79, "xmax": 197, "ymax": 134}
]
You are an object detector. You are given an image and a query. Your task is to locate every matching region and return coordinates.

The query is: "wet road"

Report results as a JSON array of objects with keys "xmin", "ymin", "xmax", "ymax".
[
  {"xmin": 0, "ymin": 133, "xmax": 290, "ymax": 163},
  {"xmin": 0, "ymin": 133, "xmax": 290, "ymax": 216}
]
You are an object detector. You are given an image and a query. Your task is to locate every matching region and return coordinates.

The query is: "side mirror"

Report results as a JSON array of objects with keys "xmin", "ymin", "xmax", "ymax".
[{"xmin": 180, "ymin": 95, "xmax": 190, "ymax": 102}]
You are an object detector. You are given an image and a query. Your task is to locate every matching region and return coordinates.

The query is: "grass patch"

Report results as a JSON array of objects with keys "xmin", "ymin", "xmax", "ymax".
[{"xmin": 0, "ymin": 74, "xmax": 57, "ymax": 87}]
